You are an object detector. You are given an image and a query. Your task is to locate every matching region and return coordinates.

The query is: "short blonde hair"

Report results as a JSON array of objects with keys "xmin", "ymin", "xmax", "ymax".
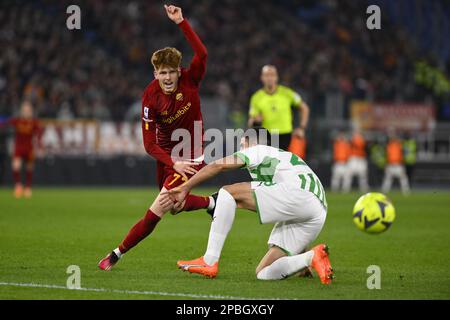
[{"xmin": 151, "ymin": 47, "xmax": 182, "ymax": 70}]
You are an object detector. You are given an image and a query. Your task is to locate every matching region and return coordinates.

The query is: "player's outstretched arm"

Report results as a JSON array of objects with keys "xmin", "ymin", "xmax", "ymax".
[
  {"xmin": 164, "ymin": 5, "xmax": 207, "ymax": 83},
  {"xmin": 164, "ymin": 5, "xmax": 184, "ymax": 24},
  {"xmin": 160, "ymin": 155, "xmax": 245, "ymax": 207}
]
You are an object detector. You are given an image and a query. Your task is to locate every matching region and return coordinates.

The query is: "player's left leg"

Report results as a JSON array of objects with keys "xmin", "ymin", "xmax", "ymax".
[
  {"xmin": 255, "ymin": 244, "xmax": 332, "ymax": 284},
  {"xmin": 255, "ymin": 210, "xmax": 332, "ymax": 284},
  {"xmin": 24, "ymin": 154, "xmax": 34, "ymax": 198},
  {"xmin": 98, "ymin": 186, "xmax": 175, "ymax": 271},
  {"xmin": 12, "ymin": 156, "xmax": 23, "ymax": 198}
]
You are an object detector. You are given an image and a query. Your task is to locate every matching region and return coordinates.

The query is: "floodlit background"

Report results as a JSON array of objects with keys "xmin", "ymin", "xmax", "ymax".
[{"xmin": 0, "ymin": 0, "xmax": 449, "ymax": 188}]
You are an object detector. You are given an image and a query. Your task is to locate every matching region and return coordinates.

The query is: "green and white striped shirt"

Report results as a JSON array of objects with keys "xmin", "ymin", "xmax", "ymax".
[{"xmin": 235, "ymin": 145, "xmax": 327, "ymax": 208}]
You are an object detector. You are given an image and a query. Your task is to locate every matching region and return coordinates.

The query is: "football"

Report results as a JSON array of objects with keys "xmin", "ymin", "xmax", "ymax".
[{"xmin": 352, "ymin": 192, "xmax": 396, "ymax": 233}]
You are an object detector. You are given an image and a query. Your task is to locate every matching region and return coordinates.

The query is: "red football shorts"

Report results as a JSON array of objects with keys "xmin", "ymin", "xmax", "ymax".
[
  {"xmin": 156, "ymin": 161, "xmax": 205, "ymax": 190},
  {"xmin": 14, "ymin": 147, "xmax": 34, "ymax": 162}
]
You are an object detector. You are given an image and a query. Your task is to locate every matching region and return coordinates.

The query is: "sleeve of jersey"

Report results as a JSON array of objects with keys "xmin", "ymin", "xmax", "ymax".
[
  {"xmin": 178, "ymin": 19, "xmax": 208, "ymax": 84},
  {"xmin": 142, "ymin": 107, "xmax": 174, "ymax": 167},
  {"xmin": 290, "ymin": 89, "xmax": 303, "ymax": 108},
  {"xmin": 234, "ymin": 146, "xmax": 261, "ymax": 169}
]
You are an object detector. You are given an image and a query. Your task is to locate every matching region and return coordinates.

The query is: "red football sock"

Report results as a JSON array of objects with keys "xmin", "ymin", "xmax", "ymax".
[
  {"xmin": 183, "ymin": 194, "xmax": 210, "ymax": 211},
  {"xmin": 25, "ymin": 170, "xmax": 33, "ymax": 188},
  {"xmin": 118, "ymin": 209, "xmax": 161, "ymax": 254},
  {"xmin": 13, "ymin": 170, "xmax": 21, "ymax": 185}
]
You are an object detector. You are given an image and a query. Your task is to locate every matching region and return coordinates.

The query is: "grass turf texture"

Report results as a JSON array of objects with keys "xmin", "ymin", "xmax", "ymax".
[{"xmin": 0, "ymin": 188, "xmax": 449, "ymax": 300}]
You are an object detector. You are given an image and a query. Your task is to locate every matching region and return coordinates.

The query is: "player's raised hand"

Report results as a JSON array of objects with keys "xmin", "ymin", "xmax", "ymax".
[
  {"xmin": 173, "ymin": 161, "xmax": 198, "ymax": 180},
  {"xmin": 164, "ymin": 5, "xmax": 184, "ymax": 24}
]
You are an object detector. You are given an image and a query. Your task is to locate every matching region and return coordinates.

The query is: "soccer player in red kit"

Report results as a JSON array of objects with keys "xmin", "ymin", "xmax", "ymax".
[
  {"xmin": 0, "ymin": 101, "xmax": 40, "ymax": 198},
  {"xmin": 98, "ymin": 5, "xmax": 217, "ymax": 271}
]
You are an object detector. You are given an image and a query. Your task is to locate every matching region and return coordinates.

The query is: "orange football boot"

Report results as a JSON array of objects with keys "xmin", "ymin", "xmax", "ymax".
[
  {"xmin": 24, "ymin": 187, "xmax": 32, "ymax": 198},
  {"xmin": 14, "ymin": 184, "xmax": 23, "ymax": 199},
  {"xmin": 177, "ymin": 256, "xmax": 218, "ymax": 278},
  {"xmin": 311, "ymin": 244, "xmax": 334, "ymax": 285}
]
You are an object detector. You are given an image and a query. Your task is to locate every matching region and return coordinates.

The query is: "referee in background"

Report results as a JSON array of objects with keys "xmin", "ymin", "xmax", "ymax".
[{"xmin": 247, "ymin": 65, "xmax": 310, "ymax": 151}]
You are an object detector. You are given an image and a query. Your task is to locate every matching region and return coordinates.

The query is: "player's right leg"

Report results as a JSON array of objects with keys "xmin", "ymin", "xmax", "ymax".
[
  {"xmin": 24, "ymin": 154, "xmax": 34, "ymax": 198},
  {"xmin": 12, "ymin": 156, "xmax": 23, "ymax": 198},
  {"xmin": 98, "ymin": 187, "xmax": 172, "ymax": 271},
  {"xmin": 177, "ymin": 184, "xmax": 252, "ymax": 277}
]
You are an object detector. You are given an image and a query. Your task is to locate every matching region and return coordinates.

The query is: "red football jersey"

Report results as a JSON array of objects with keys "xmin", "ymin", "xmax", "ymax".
[
  {"xmin": 141, "ymin": 19, "xmax": 207, "ymax": 167},
  {"xmin": 9, "ymin": 118, "xmax": 40, "ymax": 151}
]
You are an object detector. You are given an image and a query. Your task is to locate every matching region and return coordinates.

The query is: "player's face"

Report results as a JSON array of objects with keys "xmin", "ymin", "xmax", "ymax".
[
  {"xmin": 154, "ymin": 66, "xmax": 181, "ymax": 94},
  {"xmin": 261, "ymin": 67, "xmax": 278, "ymax": 89},
  {"xmin": 20, "ymin": 103, "xmax": 33, "ymax": 119}
]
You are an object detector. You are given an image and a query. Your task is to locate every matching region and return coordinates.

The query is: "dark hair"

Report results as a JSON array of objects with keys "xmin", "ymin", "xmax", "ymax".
[{"xmin": 244, "ymin": 126, "xmax": 271, "ymax": 145}]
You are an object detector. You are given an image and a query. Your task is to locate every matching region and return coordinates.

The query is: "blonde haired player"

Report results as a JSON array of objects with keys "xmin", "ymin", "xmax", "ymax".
[{"xmin": 98, "ymin": 5, "xmax": 216, "ymax": 271}]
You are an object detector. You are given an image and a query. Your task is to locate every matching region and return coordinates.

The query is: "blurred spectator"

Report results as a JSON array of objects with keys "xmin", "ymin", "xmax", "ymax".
[
  {"xmin": 343, "ymin": 130, "xmax": 369, "ymax": 192},
  {"xmin": 382, "ymin": 134, "xmax": 410, "ymax": 195},
  {"xmin": 0, "ymin": 0, "xmax": 446, "ymax": 122},
  {"xmin": 402, "ymin": 133, "xmax": 417, "ymax": 183},
  {"xmin": 330, "ymin": 131, "xmax": 351, "ymax": 192}
]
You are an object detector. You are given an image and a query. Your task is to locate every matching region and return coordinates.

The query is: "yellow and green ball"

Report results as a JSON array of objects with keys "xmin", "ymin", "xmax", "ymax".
[{"xmin": 352, "ymin": 192, "xmax": 395, "ymax": 234}]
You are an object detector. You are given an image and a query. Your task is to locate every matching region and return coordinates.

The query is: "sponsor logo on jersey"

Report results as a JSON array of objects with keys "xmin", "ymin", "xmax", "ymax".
[
  {"xmin": 143, "ymin": 106, "xmax": 149, "ymax": 119},
  {"xmin": 161, "ymin": 102, "xmax": 192, "ymax": 125},
  {"xmin": 176, "ymin": 93, "xmax": 183, "ymax": 101}
]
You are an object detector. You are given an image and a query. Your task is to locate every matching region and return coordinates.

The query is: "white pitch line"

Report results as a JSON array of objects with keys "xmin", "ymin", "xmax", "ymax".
[{"xmin": 0, "ymin": 282, "xmax": 290, "ymax": 300}]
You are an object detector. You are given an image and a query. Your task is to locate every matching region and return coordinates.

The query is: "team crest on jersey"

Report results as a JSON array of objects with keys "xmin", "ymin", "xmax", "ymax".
[
  {"xmin": 143, "ymin": 106, "xmax": 149, "ymax": 119},
  {"xmin": 176, "ymin": 93, "xmax": 183, "ymax": 101}
]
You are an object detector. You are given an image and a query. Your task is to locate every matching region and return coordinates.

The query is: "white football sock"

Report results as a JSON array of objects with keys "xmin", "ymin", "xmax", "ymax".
[
  {"xmin": 113, "ymin": 248, "xmax": 122, "ymax": 258},
  {"xmin": 256, "ymin": 250, "xmax": 314, "ymax": 280},
  {"xmin": 203, "ymin": 188, "xmax": 236, "ymax": 266},
  {"xmin": 207, "ymin": 196, "xmax": 215, "ymax": 211}
]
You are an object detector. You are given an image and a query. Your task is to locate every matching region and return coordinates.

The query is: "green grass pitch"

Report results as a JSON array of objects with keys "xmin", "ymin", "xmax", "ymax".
[{"xmin": 0, "ymin": 187, "xmax": 449, "ymax": 300}]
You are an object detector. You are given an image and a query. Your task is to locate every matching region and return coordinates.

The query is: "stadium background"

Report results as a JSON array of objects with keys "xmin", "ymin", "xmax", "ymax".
[{"xmin": 0, "ymin": 0, "xmax": 449, "ymax": 188}]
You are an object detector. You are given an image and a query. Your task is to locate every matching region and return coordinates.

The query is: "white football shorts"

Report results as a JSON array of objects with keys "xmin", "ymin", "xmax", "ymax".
[{"xmin": 251, "ymin": 181, "xmax": 327, "ymax": 255}]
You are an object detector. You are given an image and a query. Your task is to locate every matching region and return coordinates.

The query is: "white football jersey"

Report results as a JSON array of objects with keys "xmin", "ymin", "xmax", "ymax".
[{"xmin": 235, "ymin": 144, "xmax": 327, "ymax": 208}]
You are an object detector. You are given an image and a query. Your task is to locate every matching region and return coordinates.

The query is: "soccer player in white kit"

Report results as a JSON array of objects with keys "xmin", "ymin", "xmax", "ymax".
[{"xmin": 160, "ymin": 128, "xmax": 333, "ymax": 284}]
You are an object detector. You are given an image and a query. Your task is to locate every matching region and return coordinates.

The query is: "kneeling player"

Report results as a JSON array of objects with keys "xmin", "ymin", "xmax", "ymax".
[{"xmin": 161, "ymin": 129, "xmax": 333, "ymax": 284}]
